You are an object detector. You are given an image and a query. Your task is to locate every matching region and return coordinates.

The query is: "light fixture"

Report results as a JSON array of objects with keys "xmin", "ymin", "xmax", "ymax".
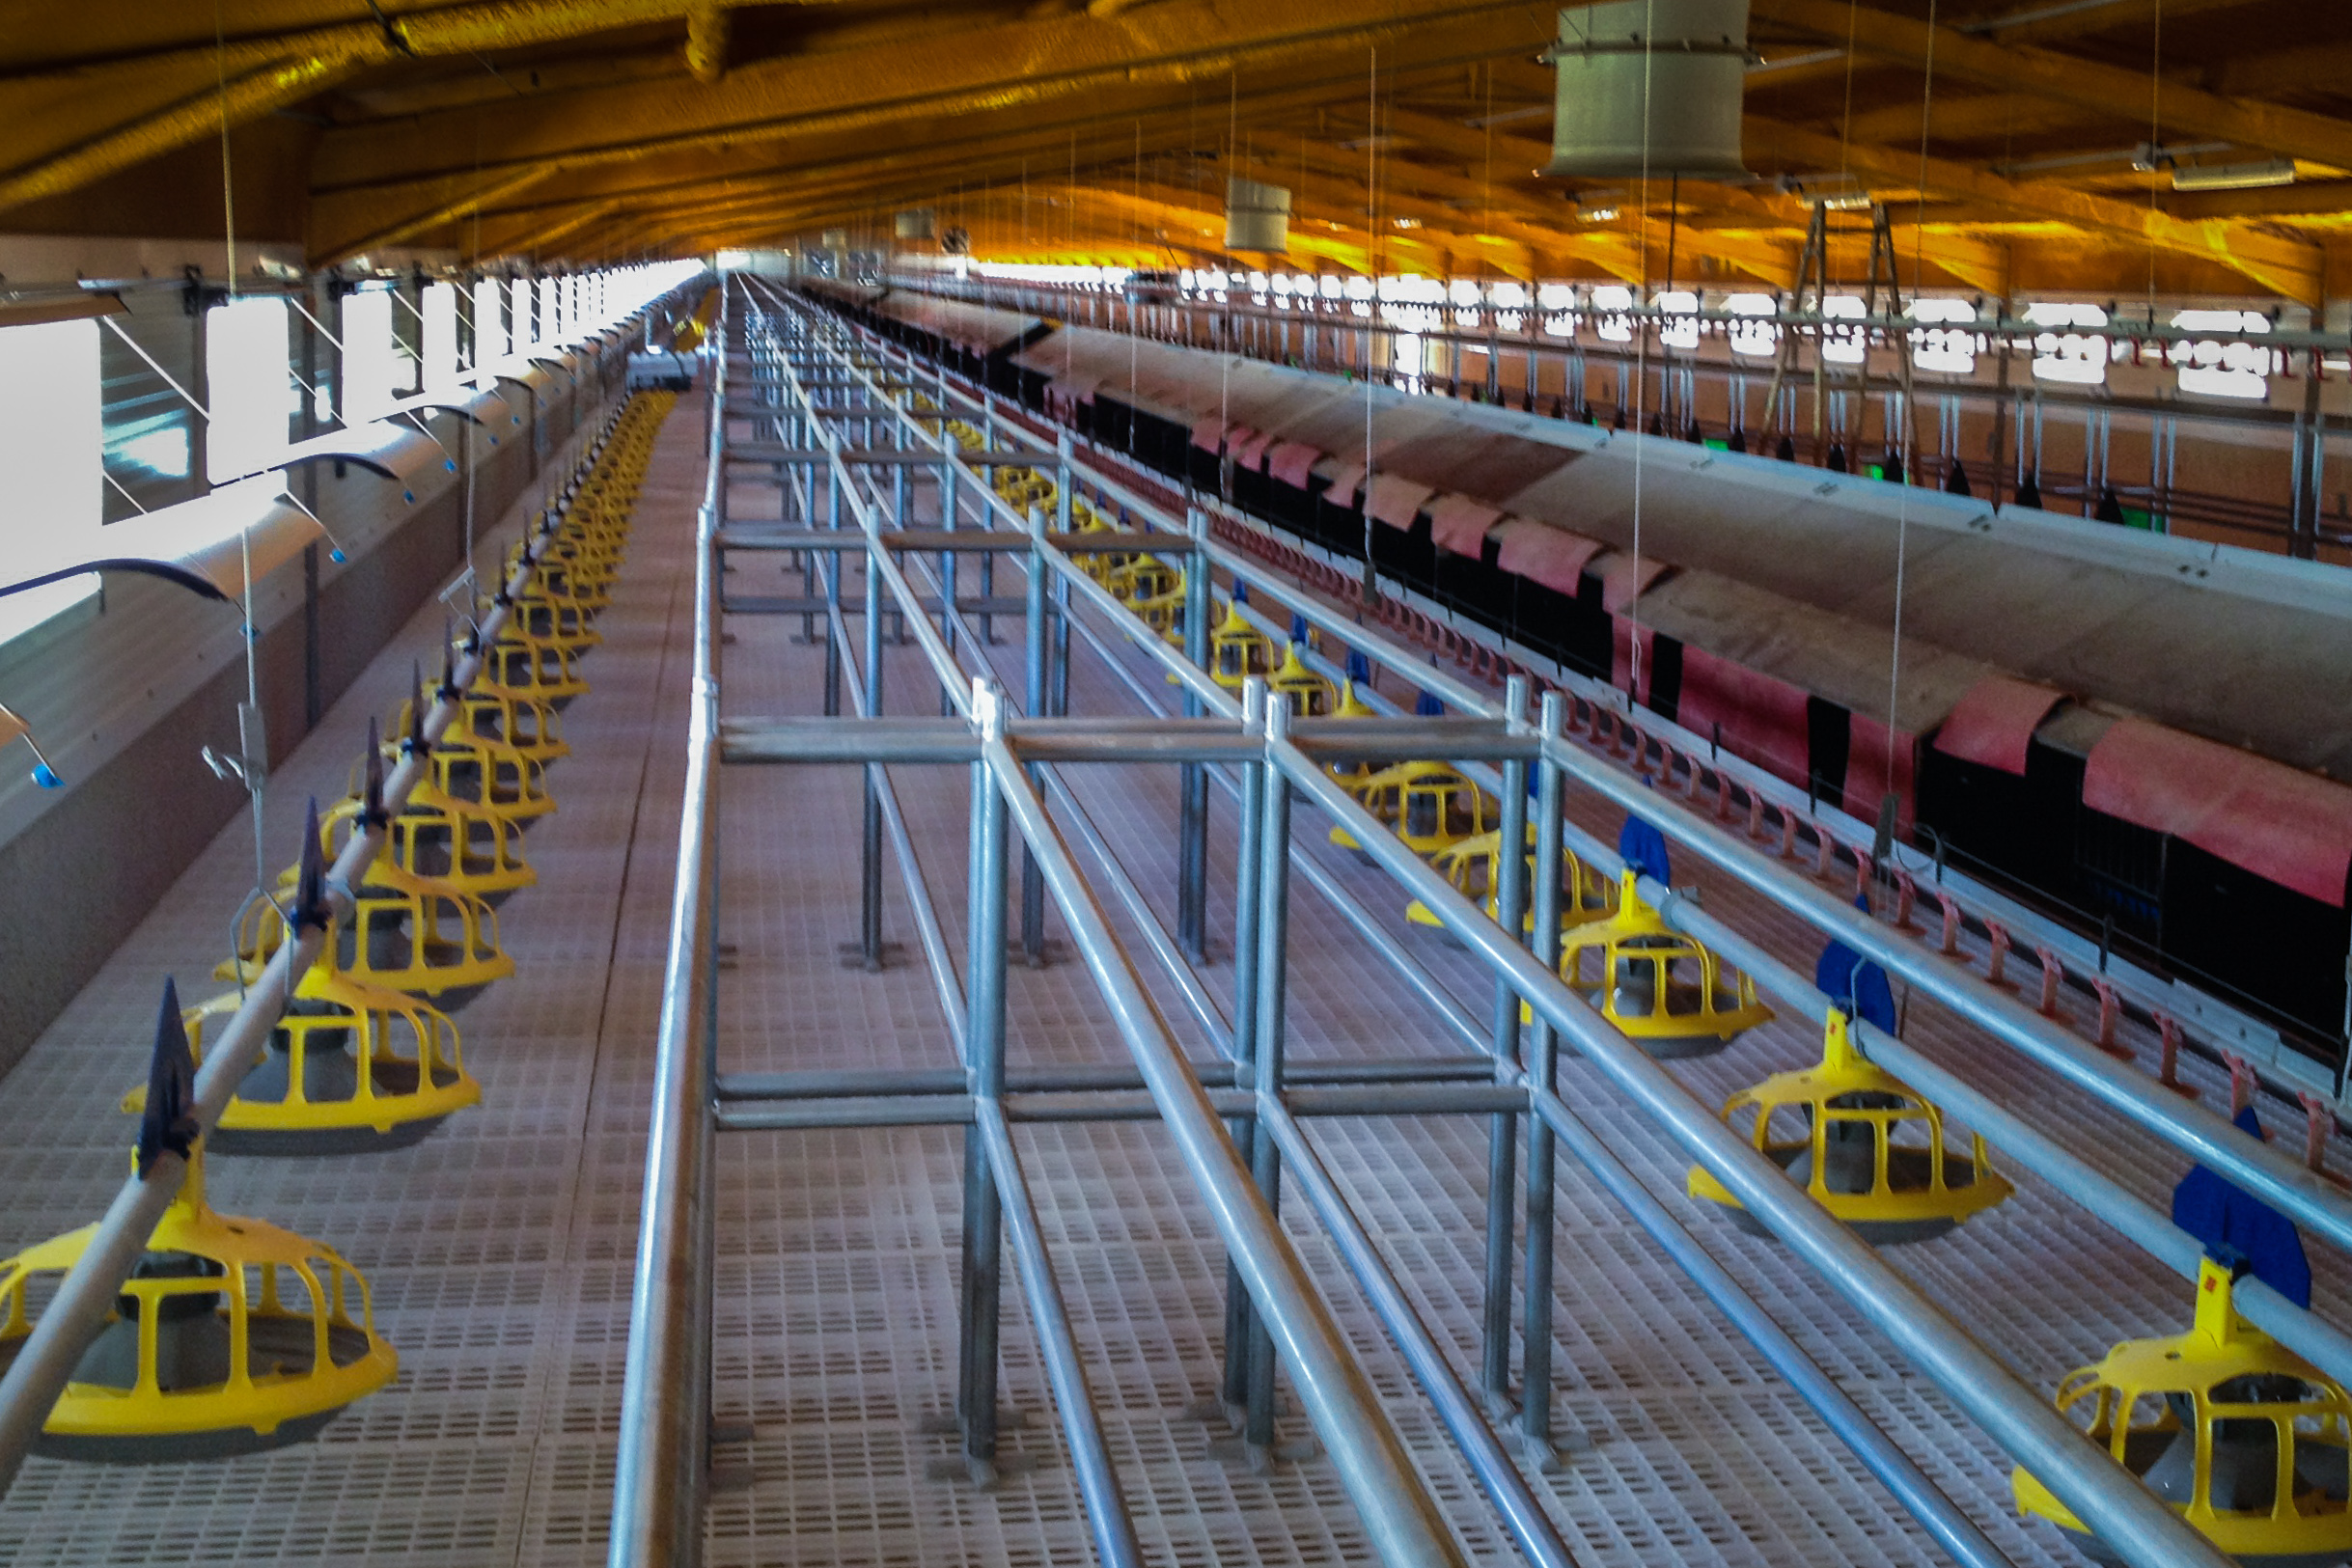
[
  {"xmin": 1820, "ymin": 192, "xmax": 1875, "ymax": 212},
  {"xmin": 2172, "ymin": 158, "xmax": 2297, "ymax": 192},
  {"xmin": 1392, "ymin": 216, "xmax": 1422, "ymax": 230},
  {"xmin": 1579, "ymin": 206, "xmax": 1619, "ymax": 222}
]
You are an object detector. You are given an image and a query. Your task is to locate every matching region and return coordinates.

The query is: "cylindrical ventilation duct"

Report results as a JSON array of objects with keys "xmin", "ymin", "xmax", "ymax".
[
  {"xmin": 895, "ymin": 208, "xmax": 934, "ymax": 241},
  {"xmin": 1225, "ymin": 178, "xmax": 1291, "ymax": 254},
  {"xmin": 1542, "ymin": 0, "xmax": 1751, "ymax": 179}
]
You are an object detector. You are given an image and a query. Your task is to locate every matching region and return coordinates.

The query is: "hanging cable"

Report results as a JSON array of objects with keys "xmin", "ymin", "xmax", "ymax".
[
  {"xmin": 1885, "ymin": 0, "xmax": 1944, "ymax": 817},
  {"xmin": 1626, "ymin": 2, "xmax": 1656, "ymax": 708}
]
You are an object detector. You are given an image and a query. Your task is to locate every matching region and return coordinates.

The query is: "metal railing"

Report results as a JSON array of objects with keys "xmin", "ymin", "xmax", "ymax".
[{"xmin": 597, "ymin": 275, "xmax": 2301, "ymax": 1568}]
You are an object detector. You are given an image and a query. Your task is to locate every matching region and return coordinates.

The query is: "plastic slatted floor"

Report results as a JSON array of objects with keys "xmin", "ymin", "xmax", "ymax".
[{"xmin": 3, "ymin": 388, "xmax": 2346, "ymax": 1567}]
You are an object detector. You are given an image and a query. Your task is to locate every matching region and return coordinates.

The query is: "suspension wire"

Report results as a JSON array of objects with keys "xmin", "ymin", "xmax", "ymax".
[
  {"xmin": 1887, "ymin": 0, "xmax": 1942, "ymax": 807},
  {"xmin": 2147, "ymin": 2, "xmax": 2163, "ymax": 309},
  {"xmin": 1626, "ymin": 2, "xmax": 1655, "ymax": 708},
  {"xmin": 1364, "ymin": 42, "xmax": 1376, "ymax": 583},
  {"xmin": 215, "ymin": 1, "xmax": 272, "ymax": 910}
]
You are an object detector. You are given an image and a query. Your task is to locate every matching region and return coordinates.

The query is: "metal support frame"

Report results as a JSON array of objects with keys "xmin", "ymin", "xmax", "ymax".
[{"xmin": 606, "ymin": 277, "xmax": 2312, "ymax": 1568}]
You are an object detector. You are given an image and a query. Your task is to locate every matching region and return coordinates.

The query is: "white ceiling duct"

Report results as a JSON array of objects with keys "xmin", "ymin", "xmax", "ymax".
[
  {"xmin": 1542, "ymin": 0, "xmax": 1751, "ymax": 180},
  {"xmin": 1225, "ymin": 177, "xmax": 1291, "ymax": 254}
]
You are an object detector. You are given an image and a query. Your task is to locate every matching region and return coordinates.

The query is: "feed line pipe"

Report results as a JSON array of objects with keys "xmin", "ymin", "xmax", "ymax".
[
  {"xmin": 0, "ymin": 321, "xmax": 670, "ymax": 1500},
  {"xmin": 611, "ymin": 299, "xmax": 730, "ymax": 1568},
  {"xmin": 877, "ymin": 328, "xmax": 2352, "ymax": 1284},
  {"xmin": 1272, "ymin": 719, "xmax": 2235, "ymax": 1568}
]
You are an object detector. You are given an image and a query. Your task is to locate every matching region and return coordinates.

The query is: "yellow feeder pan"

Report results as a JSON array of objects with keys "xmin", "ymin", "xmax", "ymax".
[
  {"xmin": 221, "ymin": 787, "xmax": 514, "ymax": 1012},
  {"xmin": 219, "ymin": 854, "xmax": 513, "ymax": 1013},
  {"xmin": 1689, "ymin": 1010, "xmax": 2011, "ymax": 1244},
  {"xmin": 1407, "ymin": 826, "xmax": 1618, "ymax": 935},
  {"xmin": 1268, "ymin": 644, "xmax": 1336, "ymax": 717},
  {"xmin": 131, "ymin": 973, "xmax": 476, "ymax": 1155},
  {"xmin": 448, "ymin": 687, "xmax": 567, "ymax": 766},
  {"xmin": 390, "ymin": 701, "xmax": 556, "ymax": 831},
  {"xmin": 0, "ymin": 987, "xmax": 397, "ymax": 1460},
  {"xmin": 1546, "ymin": 870, "xmax": 1773, "ymax": 1057},
  {"xmin": 537, "ymin": 559, "xmax": 613, "ymax": 614},
  {"xmin": 1328, "ymin": 759, "xmax": 1491, "ymax": 860},
  {"xmin": 483, "ymin": 626, "xmax": 589, "ymax": 706},
  {"xmin": 1211, "ymin": 601, "xmax": 1275, "ymax": 692},
  {"xmin": 1108, "ymin": 555, "xmax": 1177, "ymax": 606},
  {"xmin": 1131, "ymin": 571, "xmax": 1187, "ymax": 642},
  {"xmin": 337, "ymin": 786, "xmax": 536, "ymax": 906},
  {"xmin": 2014, "ymin": 1257, "xmax": 2352, "ymax": 1567},
  {"xmin": 344, "ymin": 714, "xmax": 537, "ymax": 902},
  {"xmin": 510, "ymin": 592, "xmax": 601, "ymax": 652}
]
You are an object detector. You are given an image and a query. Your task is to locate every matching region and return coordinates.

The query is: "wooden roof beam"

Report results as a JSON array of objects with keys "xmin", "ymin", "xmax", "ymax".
[{"xmin": 1752, "ymin": 0, "xmax": 2352, "ymax": 174}]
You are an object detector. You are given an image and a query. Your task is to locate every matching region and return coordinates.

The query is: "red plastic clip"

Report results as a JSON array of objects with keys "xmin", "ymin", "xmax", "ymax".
[
  {"xmin": 2034, "ymin": 945, "xmax": 2064, "ymax": 1020},
  {"xmin": 2152, "ymin": 1011, "xmax": 2198, "ymax": 1098},
  {"xmin": 2224, "ymin": 1052, "xmax": 2257, "ymax": 1117},
  {"xmin": 2089, "ymin": 977, "xmax": 2133, "ymax": 1060},
  {"xmin": 2300, "ymin": 1091, "xmax": 2336, "ymax": 1178}
]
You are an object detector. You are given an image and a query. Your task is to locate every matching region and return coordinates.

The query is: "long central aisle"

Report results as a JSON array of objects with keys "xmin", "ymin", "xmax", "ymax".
[{"xmin": 0, "ymin": 394, "xmax": 709, "ymax": 1566}]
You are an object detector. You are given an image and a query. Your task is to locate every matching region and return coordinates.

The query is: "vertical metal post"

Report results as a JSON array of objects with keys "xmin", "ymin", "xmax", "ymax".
[
  {"xmin": 1245, "ymin": 697, "xmax": 1294, "ymax": 1453},
  {"xmin": 961, "ymin": 681, "xmax": 1010, "ymax": 1470},
  {"xmin": 821, "ymin": 459, "xmax": 843, "ymax": 717},
  {"xmin": 859, "ymin": 520, "xmax": 887, "ymax": 971},
  {"xmin": 1021, "ymin": 505, "xmax": 1049, "ymax": 965},
  {"xmin": 1520, "ymin": 692, "xmax": 1566, "ymax": 1463},
  {"xmin": 939, "ymin": 450, "xmax": 959, "ymax": 714},
  {"xmin": 1177, "ymin": 506, "xmax": 1211, "ymax": 962},
  {"xmin": 1221, "ymin": 679, "xmax": 1267, "ymax": 1412},
  {"xmin": 1053, "ymin": 433, "xmax": 1074, "ymax": 718},
  {"xmin": 1480, "ymin": 676, "xmax": 1531, "ymax": 1408}
]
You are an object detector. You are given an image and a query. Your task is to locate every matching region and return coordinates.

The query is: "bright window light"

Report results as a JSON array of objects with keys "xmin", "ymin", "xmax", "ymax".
[
  {"xmin": 1726, "ymin": 292, "xmax": 1778, "ymax": 358},
  {"xmin": 2026, "ymin": 301, "xmax": 2107, "ymax": 385},
  {"xmin": 2171, "ymin": 308, "xmax": 2271, "ymax": 399},
  {"xmin": 1908, "ymin": 297, "xmax": 1978, "ymax": 374},
  {"xmin": 511, "ymin": 277, "xmax": 535, "ymax": 350},
  {"xmin": 342, "ymin": 288, "xmax": 401, "ymax": 424},
  {"xmin": 1655, "ymin": 289, "xmax": 1700, "ymax": 350},
  {"xmin": 1592, "ymin": 284, "xmax": 1633, "ymax": 343},
  {"xmin": 474, "ymin": 278, "xmax": 508, "ymax": 371},
  {"xmin": 1822, "ymin": 294, "xmax": 1868, "ymax": 365},
  {"xmin": 422, "ymin": 282, "xmax": 460, "ymax": 392},
  {"xmin": 540, "ymin": 277, "xmax": 561, "ymax": 344},
  {"xmin": 0, "ymin": 317, "xmax": 101, "ymax": 646},
  {"xmin": 206, "ymin": 295, "xmax": 296, "ymax": 481}
]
